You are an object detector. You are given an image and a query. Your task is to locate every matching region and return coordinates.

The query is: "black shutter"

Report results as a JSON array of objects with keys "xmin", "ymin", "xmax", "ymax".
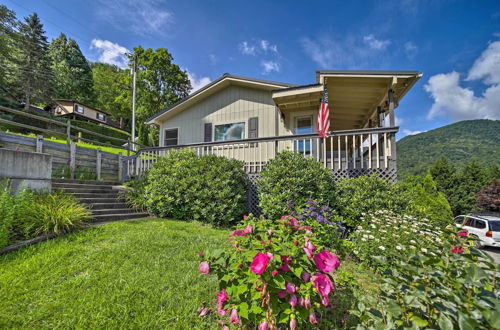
[
  {"xmin": 249, "ymin": 117, "xmax": 258, "ymax": 138},
  {"xmin": 204, "ymin": 123, "xmax": 212, "ymax": 142}
]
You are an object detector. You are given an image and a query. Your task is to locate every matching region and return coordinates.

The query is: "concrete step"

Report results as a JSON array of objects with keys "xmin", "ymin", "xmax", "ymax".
[
  {"xmin": 92, "ymin": 213, "xmax": 149, "ymax": 222},
  {"xmin": 52, "ymin": 179, "xmax": 121, "ymax": 185},
  {"xmin": 80, "ymin": 197, "xmax": 123, "ymax": 204},
  {"xmin": 54, "ymin": 188, "xmax": 119, "ymax": 194},
  {"xmin": 88, "ymin": 202, "xmax": 130, "ymax": 210},
  {"xmin": 92, "ymin": 208, "xmax": 140, "ymax": 215},
  {"xmin": 52, "ymin": 183, "xmax": 119, "ymax": 190},
  {"xmin": 71, "ymin": 192, "xmax": 121, "ymax": 199}
]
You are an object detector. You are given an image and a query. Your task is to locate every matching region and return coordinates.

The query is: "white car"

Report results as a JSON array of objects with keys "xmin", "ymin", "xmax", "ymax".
[{"xmin": 455, "ymin": 214, "xmax": 500, "ymax": 248}]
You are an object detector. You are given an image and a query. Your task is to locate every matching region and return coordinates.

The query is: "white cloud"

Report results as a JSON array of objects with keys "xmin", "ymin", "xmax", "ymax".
[
  {"xmin": 90, "ymin": 39, "xmax": 129, "ymax": 68},
  {"xmin": 402, "ymin": 129, "xmax": 424, "ymax": 136},
  {"xmin": 97, "ymin": 0, "xmax": 173, "ymax": 36},
  {"xmin": 404, "ymin": 41, "xmax": 418, "ymax": 60},
  {"xmin": 395, "ymin": 116, "xmax": 405, "ymax": 126},
  {"xmin": 424, "ymin": 71, "xmax": 500, "ymax": 121},
  {"xmin": 466, "ymin": 40, "xmax": 500, "ymax": 84},
  {"xmin": 261, "ymin": 60, "xmax": 280, "ymax": 74},
  {"xmin": 260, "ymin": 40, "xmax": 278, "ymax": 53},
  {"xmin": 187, "ymin": 71, "xmax": 211, "ymax": 93},
  {"xmin": 363, "ymin": 34, "xmax": 391, "ymax": 50},
  {"xmin": 239, "ymin": 41, "xmax": 256, "ymax": 55}
]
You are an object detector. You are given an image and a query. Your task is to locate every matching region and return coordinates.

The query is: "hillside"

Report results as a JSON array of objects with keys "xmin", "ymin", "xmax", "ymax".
[{"xmin": 397, "ymin": 119, "xmax": 500, "ymax": 178}]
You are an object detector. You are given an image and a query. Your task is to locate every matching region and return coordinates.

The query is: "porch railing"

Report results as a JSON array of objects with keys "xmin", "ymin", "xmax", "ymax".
[{"xmin": 123, "ymin": 126, "xmax": 398, "ymax": 180}]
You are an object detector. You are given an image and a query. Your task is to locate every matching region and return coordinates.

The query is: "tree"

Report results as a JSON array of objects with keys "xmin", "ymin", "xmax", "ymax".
[
  {"xmin": 0, "ymin": 5, "xmax": 18, "ymax": 89},
  {"xmin": 453, "ymin": 159, "xmax": 490, "ymax": 215},
  {"xmin": 132, "ymin": 46, "xmax": 191, "ymax": 145},
  {"xmin": 91, "ymin": 62, "xmax": 130, "ymax": 127},
  {"xmin": 429, "ymin": 157, "xmax": 457, "ymax": 201},
  {"xmin": 476, "ymin": 180, "xmax": 500, "ymax": 212},
  {"xmin": 49, "ymin": 33, "xmax": 95, "ymax": 104},
  {"xmin": 16, "ymin": 13, "xmax": 53, "ymax": 109}
]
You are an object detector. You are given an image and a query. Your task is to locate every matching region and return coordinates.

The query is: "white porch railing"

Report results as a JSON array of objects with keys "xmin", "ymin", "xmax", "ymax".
[{"xmin": 123, "ymin": 126, "xmax": 398, "ymax": 179}]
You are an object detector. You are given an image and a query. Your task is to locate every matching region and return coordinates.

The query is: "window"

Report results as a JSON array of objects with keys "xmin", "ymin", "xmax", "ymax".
[
  {"xmin": 475, "ymin": 220, "xmax": 486, "ymax": 229},
  {"xmin": 489, "ymin": 221, "xmax": 500, "ymax": 232},
  {"xmin": 294, "ymin": 116, "xmax": 313, "ymax": 154},
  {"xmin": 96, "ymin": 113, "xmax": 106, "ymax": 121},
  {"xmin": 164, "ymin": 128, "xmax": 178, "ymax": 146},
  {"xmin": 75, "ymin": 105, "xmax": 84, "ymax": 114},
  {"xmin": 454, "ymin": 216, "xmax": 465, "ymax": 225},
  {"xmin": 214, "ymin": 122, "xmax": 245, "ymax": 141}
]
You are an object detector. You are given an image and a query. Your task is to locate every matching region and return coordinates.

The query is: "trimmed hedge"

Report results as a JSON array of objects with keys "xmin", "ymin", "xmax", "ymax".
[
  {"xmin": 257, "ymin": 151, "xmax": 337, "ymax": 219},
  {"xmin": 140, "ymin": 149, "xmax": 248, "ymax": 226},
  {"xmin": 70, "ymin": 120, "xmax": 130, "ymax": 147}
]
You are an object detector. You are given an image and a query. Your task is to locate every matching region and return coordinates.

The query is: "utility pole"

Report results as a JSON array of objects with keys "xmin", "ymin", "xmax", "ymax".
[{"xmin": 131, "ymin": 54, "xmax": 137, "ymax": 151}]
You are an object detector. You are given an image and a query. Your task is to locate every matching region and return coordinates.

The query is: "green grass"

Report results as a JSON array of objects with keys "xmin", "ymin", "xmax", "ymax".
[{"xmin": 0, "ymin": 218, "xmax": 227, "ymax": 329}]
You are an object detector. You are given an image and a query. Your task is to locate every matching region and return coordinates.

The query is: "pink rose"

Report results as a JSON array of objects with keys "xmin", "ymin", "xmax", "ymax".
[
  {"xmin": 250, "ymin": 252, "xmax": 270, "ymax": 274},
  {"xmin": 277, "ymin": 290, "xmax": 286, "ymax": 299},
  {"xmin": 289, "ymin": 294, "xmax": 297, "ymax": 308},
  {"xmin": 216, "ymin": 289, "xmax": 228, "ymax": 316},
  {"xmin": 286, "ymin": 282, "xmax": 296, "ymax": 294},
  {"xmin": 290, "ymin": 318, "xmax": 297, "ymax": 330},
  {"xmin": 230, "ymin": 308, "xmax": 240, "ymax": 324},
  {"xmin": 199, "ymin": 261, "xmax": 210, "ymax": 274},
  {"xmin": 321, "ymin": 295, "xmax": 329, "ymax": 306},
  {"xmin": 258, "ymin": 321, "xmax": 269, "ymax": 330},
  {"xmin": 304, "ymin": 297, "xmax": 311, "ymax": 309},
  {"xmin": 272, "ymin": 270, "xmax": 279, "ymax": 276},
  {"xmin": 309, "ymin": 312, "xmax": 318, "ymax": 324},
  {"xmin": 302, "ymin": 272, "xmax": 311, "ymax": 282},
  {"xmin": 451, "ymin": 245, "xmax": 464, "ymax": 254},
  {"xmin": 312, "ymin": 273, "xmax": 334, "ymax": 297},
  {"xmin": 304, "ymin": 247, "xmax": 314, "ymax": 259},
  {"xmin": 289, "ymin": 217, "xmax": 299, "ymax": 229},
  {"xmin": 305, "ymin": 241, "xmax": 316, "ymax": 251},
  {"xmin": 314, "ymin": 250, "xmax": 340, "ymax": 273},
  {"xmin": 244, "ymin": 225, "xmax": 253, "ymax": 234}
]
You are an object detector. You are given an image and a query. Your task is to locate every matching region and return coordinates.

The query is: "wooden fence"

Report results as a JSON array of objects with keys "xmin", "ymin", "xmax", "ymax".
[{"xmin": 0, "ymin": 132, "xmax": 122, "ymax": 181}]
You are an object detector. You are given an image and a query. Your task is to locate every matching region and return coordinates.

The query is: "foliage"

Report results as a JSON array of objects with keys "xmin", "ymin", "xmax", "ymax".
[
  {"xmin": 198, "ymin": 214, "xmax": 342, "ymax": 329},
  {"xmin": 476, "ymin": 179, "xmax": 500, "ymax": 212},
  {"xmin": 351, "ymin": 211, "xmax": 499, "ymax": 329},
  {"xmin": 49, "ymin": 33, "xmax": 95, "ymax": 105},
  {"xmin": 257, "ymin": 151, "xmax": 337, "ymax": 220},
  {"xmin": 16, "ymin": 13, "xmax": 53, "ymax": 109},
  {"xmin": 140, "ymin": 149, "xmax": 248, "ymax": 226},
  {"xmin": 70, "ymin": 119, "xmax": 130, "ymax": 147},
  {"xmin": 0, "ymin": 180, "xmax": 15, "ymax": 249},
  {"xmin": 397, "ymin": 119, "xmax": 500, "ymax": 178},
  {"xmin": 0, "ymin": 218, "xmax": 228, "ymax": 328},
  {"xmin": 122, "ymin": 178, "xmax": 149, "ymax": 211},
  {"xmin": 52, "ymin": 165, "xmax": 96, "ymax": 180},
  {"xmin": 0, "ymin": 5, "xmax": 18, "ymax": 89}
]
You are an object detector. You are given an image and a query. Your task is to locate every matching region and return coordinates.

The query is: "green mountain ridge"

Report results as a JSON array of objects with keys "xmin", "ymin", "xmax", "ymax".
[{"xmin": 397, "ymin": 119, "xmax": 500, "ymax": 178}]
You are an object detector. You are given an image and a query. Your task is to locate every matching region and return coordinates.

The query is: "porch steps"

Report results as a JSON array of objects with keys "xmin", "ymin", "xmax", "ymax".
[{"xmin": 52, "ymin": 179, "xmax": 149, "ymax": 223}]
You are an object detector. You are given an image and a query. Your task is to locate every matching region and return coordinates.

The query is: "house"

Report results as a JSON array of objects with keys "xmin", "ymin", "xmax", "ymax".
[
  {"xmin": 50, "ymin": 99, "xmax": 120, "ymax": 129},
  {"xmin": 133, "ymin": 70, "xmax": 422, "ymax": 181}
]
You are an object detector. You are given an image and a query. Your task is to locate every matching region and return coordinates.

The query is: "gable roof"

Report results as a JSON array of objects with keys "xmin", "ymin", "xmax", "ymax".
[{"xmin": 145, "ymin": 73, "xmax": 296, "ymax": 124}]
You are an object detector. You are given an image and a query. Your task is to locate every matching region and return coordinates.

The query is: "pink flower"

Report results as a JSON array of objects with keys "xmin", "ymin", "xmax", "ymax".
[
  {"xmin": 321, "ymin": 295, "xmax": 329, "ymax": 306},
  {"xmin": 286, "ymin": 282, "xmax": 296, "ymax": 294},
  {"xmin": 289, "ymin": 217, "xmax": 299, "ymax": 230},
  {"xmin": 266, "ymin": 252, "xmax": 274, "ymax": 259},
  {"xmin": 222, "ymin": 326, "xmax": 229, "ymax": 330},
  {"xmin": 244, "ymin": 225, "xmax": 253, "ymax": 234},
  {"xmin": 267, "ymin": 230, "xmax": 273, "ymax": 236},
  {"xmin": 290, "ymin": 318, "xmax": 297, "ymax": 330},
  {"xmin": 451, "ymin": 245, "xmax": 464, "ymax": 254},
  {"xmin": 230, "ymin": 308, "xmax": 240, "ymax": 324},
  {"xmin": 243, "ymin": 215, "xmax": 248, "ymax": 219},
  {"xmin": 216, "ymin": 289, "xmax": 228, "ymax": 316},
  {"xmin": 305, "ymin": 241, "xmax": 316, "ymax": 251},
  {"xmin": 272, "ymin": 270, "xmax": 279, "ymax": 276},
  {"xmin": 198, "ymin": 307, "xmax": 209, "ymax": 317},
  {"xmin": 293, "ymin": 240, "xmax": 299, "ymax": 246},
  {"xmin": 302, "ymin": 225, "xmax": 312, "ymax": 234},
  {"xmin": 458, "ymin": 231, "xmax": 467, "ymax": 236},
  {"xmin": 304, "ymin": 247, "xmax": 314, "ymax": 259},
  {"xmin": 279, "ymin": 255, "xmax": 292, "ymax": 272},
  {"xmin": 250, "ymin": 252, "xmax": 270, "ymax": 274},
  {"xmin": 289, "ymin": 294, "xmax": 297, "ymax": 308},
  {"xmin": 298, "ymin": 296, "xmax": 305, "ymax": 307},
  {"xmin": 198, "ymin": 252, "xmax": 204, "ymax": 257},
  {"xmin": 314, "ymin": 250, "xmax": 340, "ymax": 273},
  {"xmin": 279, "ymin": 264, "xmax": 290, "ymax": 272},
  {"xmin": 199, "ymin": 261, "xmax": 210, "ymax": 274},
  {"xmin": 312, "ymin": 273, "xmax": 334, "ymax": 297},
  {"xmin": 230, "ymin": 229, "xmax": 247, "ymax": 237},
  {"xmin": 258, "ymin": 321, "xmax": 269, "ymax": 330},
  {"xmin": 304, "ymin": 297, "xmax": 311, "ymax": 309},
  {"xmin": 302, "ymin": 272, "xmax": 311, "ymax": 282},
  {"xmin": 309, "ymin": 312, "xmax": 318, "ymax": 324},
  {"xmin": 277, "ymin": 290, "xmax": 286, "ymax": 299}
]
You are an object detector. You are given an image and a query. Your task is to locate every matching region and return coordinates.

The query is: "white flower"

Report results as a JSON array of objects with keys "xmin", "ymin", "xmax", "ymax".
[
  {"xmin": 410, "ymin": 245, "xmax": 416, "ymax": 249},
  {"xmin": 357, "ymin": 226, "xmax": 363, "ymax": 230},
  {"xmin": 354, "ymin": 250, "xmax": 359, "ymax": 254},
  {"xmin": 369, "ymin": 235, "xmax": 375, "ymax": 239},
  {"xmin": 362, "ymin": 234, "xmax": 369, "ymax": 239},
  {"xmin": 380, "ymin": 229, "xmax": 387, "ymax": 233},
  {"xmin": 421, "ymin": 248, "xmax": 428, "ymax": 253},
  {"xmin": 361, "ymin": 238, "xmax": 367, "ymax": 241},
  {"xmin": 370, "ymin": 224, "xmax": 376, "ymax": 229},
  {"xmin": 396, "ymin": 245, "xmax": 402, "ymax": 250},
  {"xmin": 378, "ymin": 246, "xmax": 386, "ymax": 251},
  {"xmin": 410, "ymin": 240, "xmax": 416, "ymax": 244}
]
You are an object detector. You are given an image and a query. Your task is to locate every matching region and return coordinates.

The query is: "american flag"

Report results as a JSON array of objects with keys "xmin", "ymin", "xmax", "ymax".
[{"xmin": 317, "ymin": 86, "xmax": 330, "ymax": 138}]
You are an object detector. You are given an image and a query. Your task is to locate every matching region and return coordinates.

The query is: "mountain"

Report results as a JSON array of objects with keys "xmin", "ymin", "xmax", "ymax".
[{"xmin": 397, "ymin": 119, "xmax": 500, "ymax": 178}]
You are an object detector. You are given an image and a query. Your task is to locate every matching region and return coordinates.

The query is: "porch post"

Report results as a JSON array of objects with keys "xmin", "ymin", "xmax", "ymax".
[
  {"xmin": 274, "ymin": 106, "xmax": 280, "ymax": 156},
  {"xmin": 388, "ymin": 89, "xmax": 397, "ymax": 169}
]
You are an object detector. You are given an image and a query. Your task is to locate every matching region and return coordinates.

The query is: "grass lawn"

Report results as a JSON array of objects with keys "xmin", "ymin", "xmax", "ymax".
[{"xmin": 0, "ymin": 218, "xmax": 227, "ymax": 329}]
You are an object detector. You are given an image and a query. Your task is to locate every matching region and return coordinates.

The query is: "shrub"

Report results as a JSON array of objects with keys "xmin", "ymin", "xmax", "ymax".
[
  {"xmin": 350, "ymin": 211, "xmax": 499, "ymax": 328},
  {"xmin": 70, "ymin": 120, "xmax": 130, "ymax": 147},
  {"xmin": 15, "ymin": 190, "xmax": 92, "ymax": 238},
  {"xmin": 143, "ymin": 149, "xmax": 248, "ymax": 226},
  {"xmin": 257, "ymin": 151, "xmax": 337, "ymax": 220},
  {"xmin": 122, "ymin": 178, "xmax": 148, "ymax": 211},
  {"xmin": 198, "ymin": 214, "xmax": 342, "ymax": 328},
  {"xmin": 0, "ymin": 180, "xmax": 15, "ymax": 249}
]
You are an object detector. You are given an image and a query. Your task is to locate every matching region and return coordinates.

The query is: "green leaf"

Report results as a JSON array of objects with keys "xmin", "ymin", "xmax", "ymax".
[
  {"xmin": 438, "ymin": 314, "xmax": 454, "ymax": 330},
  {"xmin": 238, "ymin": 302, "xmax": 249, "ymax": 319},
  {"xmin": 410, "ymin": 315, "xmax": 428, "ymax": 327}
]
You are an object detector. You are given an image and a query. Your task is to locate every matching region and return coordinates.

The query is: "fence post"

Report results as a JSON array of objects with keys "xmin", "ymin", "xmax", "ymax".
[
  {"xmin": 66, "ymin": 120, "xmax": 71, "ymax": 145},
  {"xmin": 36, "ymin": 135, "xmax": 43, "ymax": 153},
  {"xmin": 70, "ymin": 142, "xmax": 76, "ymax": 179},
  {"xmin": 96, "ymin": 148, "xmax": 102, "ymax": 181},
  {"xmin": 118, "ymin": 152, "xmax": 123, "ymax": 182},
  {"xmin": 127, "ymin": 138, "xmax": 131, "ymax": 156}
]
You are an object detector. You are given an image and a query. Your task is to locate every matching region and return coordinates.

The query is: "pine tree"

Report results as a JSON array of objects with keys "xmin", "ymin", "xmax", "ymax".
[
  {"xmin": 0, "ymin": 5, "xmax": 19, "ymax": 90},
  {"xmin": 16, "ymin": 13, "xmax": 53, "ymax": 110},
  {"xmin": 453, "ymin": 159, "xmax": 490, "ymax": 215},
  {"xmin": 49, "ymin": 33, "xmax": 95, "ymax": 104}
]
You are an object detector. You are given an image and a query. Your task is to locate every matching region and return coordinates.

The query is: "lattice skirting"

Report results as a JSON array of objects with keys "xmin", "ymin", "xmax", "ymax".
[{"xmin": 246, "ymin": 168, "xmax": 397, "ymax": 215}]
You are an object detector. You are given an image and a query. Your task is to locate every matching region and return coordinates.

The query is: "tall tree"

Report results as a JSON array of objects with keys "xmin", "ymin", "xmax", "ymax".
[
  {"xmin": 0, "ymin": 5, "xmax": 18, "ymax": 90},
  {"xmin": 453, "ymin": 159, "xmax": 490, "ymax": 215},
  {"xmin": 131, "ymin": 46, "xmax": 191, "ymax": 145},
  {"xmin": 49, "ymin": 33, "xmax": 95, "ymax": 104},
  {"xmin": 16, "ymin": 13, "xmax": 53, "ymax": 110}
]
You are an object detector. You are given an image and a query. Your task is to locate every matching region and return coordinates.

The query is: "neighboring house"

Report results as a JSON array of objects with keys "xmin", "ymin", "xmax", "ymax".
[
  {"xmin": 133, "ymin": 70, "xmax": 421, "ymax": 180},
  {"xmin": 49, "ymin": 99, "xmax": 120, "ymax": 129}
]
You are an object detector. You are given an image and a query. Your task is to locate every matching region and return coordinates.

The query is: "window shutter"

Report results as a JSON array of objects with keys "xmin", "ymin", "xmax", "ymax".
[
  {"xmin": 204, "ymin": 123, "xmax": 212, "ymax": 142},
  {"xmin": 249, "ymin": 117, "xmax": 258, "ymax": 138}
]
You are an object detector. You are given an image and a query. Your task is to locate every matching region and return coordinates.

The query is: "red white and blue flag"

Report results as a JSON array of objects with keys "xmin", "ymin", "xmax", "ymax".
[{"xmin": 317, "ymin": 86, "xmax": 330, "ymax": 138}]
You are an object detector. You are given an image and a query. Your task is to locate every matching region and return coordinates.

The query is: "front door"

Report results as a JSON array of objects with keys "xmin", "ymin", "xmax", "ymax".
[{"xmin": 294, "ymin": 115, "xmax": 313, "ymax": 154}]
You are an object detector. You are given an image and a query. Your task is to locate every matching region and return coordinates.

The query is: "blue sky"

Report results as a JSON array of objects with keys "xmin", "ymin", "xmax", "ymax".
[{"xmin": 3, "ymin": 0, "xmax": 500, "ymax": 138}]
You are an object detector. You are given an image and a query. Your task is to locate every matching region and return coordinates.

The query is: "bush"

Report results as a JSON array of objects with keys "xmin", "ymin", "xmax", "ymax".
[
  {"xmin": 142, "ymin": 149, "xmax": 248, "ymax": 226},
  {"xmin": 0, "ymin": 180, "xmax": 15, "ymax": 249},
  {"xmin": 198, "ymin": 214, "xmax": 342, "ymax": 328},
  {"xmin": 257, "ymin": 151, "xmax": 337, "ymax": 220},
  {"xmin": 70, "ymin": 120, "xmax": 130, "ymax": 147},
  {"xmin": 351, "ymin": 212, "xmax": 499, "ymax": 328}
]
